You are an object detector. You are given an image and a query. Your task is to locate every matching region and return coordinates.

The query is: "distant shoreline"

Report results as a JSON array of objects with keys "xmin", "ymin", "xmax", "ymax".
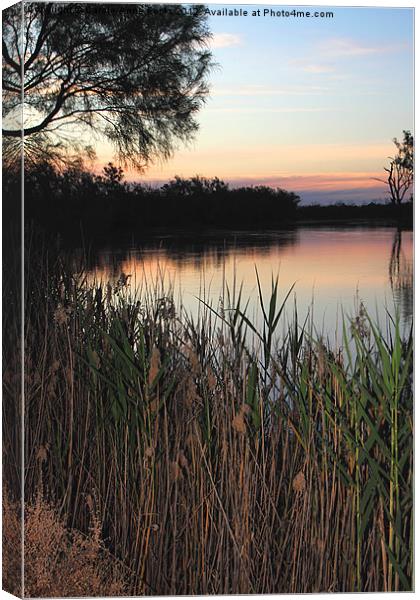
[
  {"xmin": 296, "ymin": 202, "xmax": 412, "ymax": 226},
  {"xmin": 19, "ymin": 209, "xmax": 411, "ymax": 257},
  {"xmin": 18, "ymin": 203, "xmax": 412, "ymax": 250}
]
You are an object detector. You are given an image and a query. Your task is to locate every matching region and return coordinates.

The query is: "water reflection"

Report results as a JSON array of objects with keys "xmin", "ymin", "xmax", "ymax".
[
  {"xmin": 389, "ymin": 230, "xmax": 413, "ymax": 323},
  {"xmin": 76, "ymin": 229, "xmax": 298, "ymax": 275},
  {"xmin": 78, "ymin": 226, "xmax": 413, "ymax": 339}
]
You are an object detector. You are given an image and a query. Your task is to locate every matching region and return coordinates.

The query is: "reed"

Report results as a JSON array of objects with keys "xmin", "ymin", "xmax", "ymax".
[{"xmin": 3, "ymin": 248, "xmax": 413, "ymax": 596}]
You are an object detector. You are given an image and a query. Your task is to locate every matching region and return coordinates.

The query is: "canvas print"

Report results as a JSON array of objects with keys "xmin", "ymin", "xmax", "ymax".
[{"xmin": 2, "ymin": 1, "xmax": 414, "ymax": 596}]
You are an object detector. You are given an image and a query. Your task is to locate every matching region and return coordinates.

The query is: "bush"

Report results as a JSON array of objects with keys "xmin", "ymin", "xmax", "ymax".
[{"xmin": 3, "ymin": 490, "xmax": 127, "ymax": 597}]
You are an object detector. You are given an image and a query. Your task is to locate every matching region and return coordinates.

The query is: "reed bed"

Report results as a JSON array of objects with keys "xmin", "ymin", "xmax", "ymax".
[{"xmin": 3, "ymin": 247, "xmax": 413, "ymax": 596}]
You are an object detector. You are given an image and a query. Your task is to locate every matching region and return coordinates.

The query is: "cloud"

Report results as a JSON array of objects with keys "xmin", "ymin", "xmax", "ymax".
[
  {"xmin": 205, "ymin": 107, "xmax": 335, "ymax": 114},
  {"xmin": 318, "ymin": 37, "xmax": 391, "ymax": 57},
  {"xmin": 212, "ymin": 85, "xmax": 330, "ymax": 96},
  {"xmin": 301, "ymin": 64, "xmax": 336, "ymax": 74},
  {"xmin": 223, "ymin": 172, "xmax": 387, "ymax": 192},
  {"xmin": 209, "ymin": 33, "xmax": 242, "ymax": 48},
  {"xmin": 289, "ymin": 59, "xmax": 335, "ymax": 74}
]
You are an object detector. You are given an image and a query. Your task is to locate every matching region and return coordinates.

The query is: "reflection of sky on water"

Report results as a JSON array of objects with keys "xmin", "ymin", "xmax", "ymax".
[{"xmin": 82, "ymin": 226, "xmax": 412, "ymax": 344}]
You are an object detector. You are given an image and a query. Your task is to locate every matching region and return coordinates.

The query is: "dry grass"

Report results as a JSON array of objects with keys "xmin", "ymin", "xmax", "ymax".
[
  {"xmin": 3, "ymin": 490, "xmax": 127, "ymax": 598},
  {"xmin": 2, "ymin": 248, "xmax": 413, "ymax": 595},
  {"xmin": 3, "ymin": 492, "xmax": 22, "ymax": 597}
]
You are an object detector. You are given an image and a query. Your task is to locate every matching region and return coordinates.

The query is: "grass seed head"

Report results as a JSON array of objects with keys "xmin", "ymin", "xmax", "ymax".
[
  {"xmin": 292, "ymin": 471, "xmax": 306, "ymax": 493},
  {"xmin": 233, "ymin": 412, "xmax": 246, "ymax": 434}
]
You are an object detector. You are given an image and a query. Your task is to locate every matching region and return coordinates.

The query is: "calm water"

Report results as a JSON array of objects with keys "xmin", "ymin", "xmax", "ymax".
[{"xmin": 85, "ymin": 225, "xmax": 413, "ymax": 342}]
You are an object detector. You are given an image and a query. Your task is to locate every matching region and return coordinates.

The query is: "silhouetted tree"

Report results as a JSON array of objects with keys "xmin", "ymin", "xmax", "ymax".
[
  {"xmin": 376, "ymin": 131, "xmax": 413, "ymax": 205},
  {"xmin": 161, "ymin": 175, "xmax": 229, "ymax": 197},
  {"xmin": 2, "ymin": 3, "xmax": 212, "ymax": 169}
]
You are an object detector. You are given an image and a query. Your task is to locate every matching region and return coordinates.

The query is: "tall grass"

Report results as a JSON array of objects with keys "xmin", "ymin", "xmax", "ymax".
[{"xmin": 3, "ymin": 246, "xmax": 413, "ymax": 596}]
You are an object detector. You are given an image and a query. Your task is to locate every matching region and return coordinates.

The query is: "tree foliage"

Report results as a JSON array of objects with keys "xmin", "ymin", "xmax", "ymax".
[
  {"xmin": 2, "ymin": 3, "xmax": 212, "ymax": 169},
  {"xmin": 161, "ymin": 175, "xmax": 229, "ymax": 196}
]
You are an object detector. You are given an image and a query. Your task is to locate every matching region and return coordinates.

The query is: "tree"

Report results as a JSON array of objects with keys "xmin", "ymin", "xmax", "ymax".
[
  {"xmin": 2, "ymin": 3, "xmax": 212, "ymax": 169},
  {"xmin": 376, "ymin": 131, "xmax": 413, "ymax": 205},
  {"xmin": 161, "ymin": 175, "xmax": 229, "ymax": 197}
]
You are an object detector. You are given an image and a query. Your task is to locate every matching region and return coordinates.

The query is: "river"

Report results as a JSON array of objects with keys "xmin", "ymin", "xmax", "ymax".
[{"xmin": 82, "ymin": 224, "xmax": 412, "ymax": 343}]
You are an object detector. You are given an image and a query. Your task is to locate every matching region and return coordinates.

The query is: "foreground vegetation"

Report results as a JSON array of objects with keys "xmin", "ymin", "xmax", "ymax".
[{"xmin": 3, "ymin": 248, "xmax": 413, "ymax": 595}]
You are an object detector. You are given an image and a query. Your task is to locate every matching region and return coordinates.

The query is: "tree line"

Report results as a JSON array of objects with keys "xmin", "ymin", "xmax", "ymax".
[{"xmin": 3, "ymin": 163, "xmax": 300, "ymax": 238}]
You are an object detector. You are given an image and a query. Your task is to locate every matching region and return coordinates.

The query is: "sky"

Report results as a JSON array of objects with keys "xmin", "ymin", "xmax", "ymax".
[{"xmin": 97, "ymin": 4, "xmax": 414, "ymax": 205}]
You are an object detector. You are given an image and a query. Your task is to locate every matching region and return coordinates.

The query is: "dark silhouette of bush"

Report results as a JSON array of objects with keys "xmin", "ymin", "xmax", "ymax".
[
  {"xmin": 16, "ymin": 165, "xmax": 301, "ymax": 238},
  {"xmin": 2, "ymin": 163, "xmax": 412, "ymax": 244}
]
